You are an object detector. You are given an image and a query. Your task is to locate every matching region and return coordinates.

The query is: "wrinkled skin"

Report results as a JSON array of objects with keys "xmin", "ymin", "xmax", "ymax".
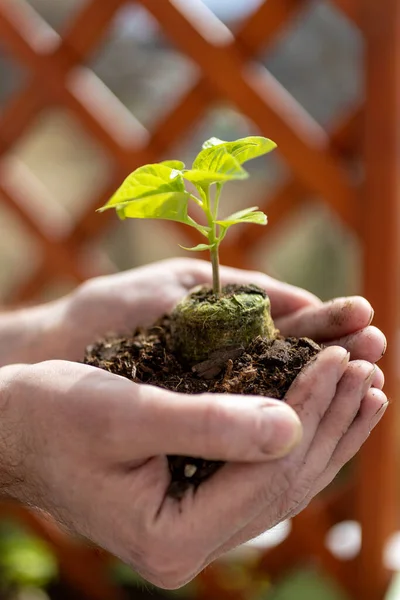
[{"xmin": 0, "ymin": 259, "xmax": 387, "ymax": 589}]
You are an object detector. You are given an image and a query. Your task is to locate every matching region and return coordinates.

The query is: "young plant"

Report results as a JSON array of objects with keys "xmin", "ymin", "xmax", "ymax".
[{"xmin": 98, "ymin": 136, "xmax": 276, "ymax": 295}]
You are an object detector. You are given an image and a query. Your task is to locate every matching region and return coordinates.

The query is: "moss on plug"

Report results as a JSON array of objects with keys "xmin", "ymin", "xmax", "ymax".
[{"xmin": 170, "ymin": 284, "xmax": 278, "ymax": 365}]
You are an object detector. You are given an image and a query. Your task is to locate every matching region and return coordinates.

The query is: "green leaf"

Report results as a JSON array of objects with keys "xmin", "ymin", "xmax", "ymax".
[
  {"xmin": 116, "ymin": 206, "xmax": 127, "ymax": 220},
  {"xmin": 115, "ymin": 192, "xmax": 193, "ymax": 225},
  {"xmin": 161, "ymin": 160, "xmax": 185, "ymax": 170},
  {"xmin": 202, "ymin": 136, "xmax": 276, "ymax": 165},
  {"xmin": 184, "ymin": 146, "xmax": 248, "ymax": 186},
  {"xmin": 216, "ymin": 206, "xmax": 268, "ymax": 227},
  {"xmin": 179, "ymin": 242, "xmax": 214, "ymax": 252},
  {"xmin": 98, "ymin": 163, "xmax": 185, "ymax": 211}
]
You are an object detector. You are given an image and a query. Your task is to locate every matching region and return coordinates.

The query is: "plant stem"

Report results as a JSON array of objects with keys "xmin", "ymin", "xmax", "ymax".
[
  {"xmin": 202, "ymin": 184, "xmax": 221, "ymax": 295},
  {"xmin": 189, "ymin": 193, "xmax": 203, "ymax": 207},
  {"xmin": 210, "ymin": 243, "xmax": 221, "ymax": 294}
]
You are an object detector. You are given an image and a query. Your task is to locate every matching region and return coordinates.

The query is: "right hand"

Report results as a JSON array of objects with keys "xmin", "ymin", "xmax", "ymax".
[{"xmin": 0, "ymin": 351, "xmax": 387, "ymax": 589}]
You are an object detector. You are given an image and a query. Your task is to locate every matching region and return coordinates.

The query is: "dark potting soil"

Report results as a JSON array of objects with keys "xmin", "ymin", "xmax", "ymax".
[{"xmin": 84, "ymin": 315, "xmax": 320, "ymax": 501}]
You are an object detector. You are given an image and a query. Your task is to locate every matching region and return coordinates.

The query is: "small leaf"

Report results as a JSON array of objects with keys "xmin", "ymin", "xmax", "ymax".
[
  {"xmin": 179, "ymin": 243, "xmax": 214, "ymax": 252},
  {"xmin": 115, "ymin": 192, "xmax": 192, "ymax": 225},
  {"xmin": 217, "ymin": 206, "xmax": 268, "ymax": 227},
  {"xmin": 202, "ymin": 136, "xmax": 276, "ymax": 165},
  {"xmin": 115, "ymin": 193, "xmax": 209, "ymax": 236},
  {"xmin": 218, "ymin": 206, "xmax": 259, "ymax": 220},
  {"xmin": 161, "ymin": 160, "xmax": 185, "ymax": 170},
  {"xmin": 183, "ymin": 168, "xmax": 247, "ymax": 185},
  {"xmin": 98, "ymin": 163, "xmax": 185, "ymax": 211},
  {"xmin": 184, "ymin": 146, "xmax": 248, "ymax": 186},
  {"xmin": 192, "ymin": 145, "xmax": 245, "ymax": 175}
]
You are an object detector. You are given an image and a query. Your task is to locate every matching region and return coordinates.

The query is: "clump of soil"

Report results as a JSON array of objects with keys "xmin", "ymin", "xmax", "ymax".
[
  {"xmin": 84, "ymin": 315, "xmax": 320, "ymax": 500},
  {"xmin": 170, "ymin": 283, "xmax": 276, "ymax": 365}
]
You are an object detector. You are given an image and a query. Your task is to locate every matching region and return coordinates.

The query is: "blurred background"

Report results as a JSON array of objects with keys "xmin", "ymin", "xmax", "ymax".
[
  {"xmin": 0, "ymin": 0, "xmax": 362, "ymax": 304},
  {"xmin": 0, "ymin": 0, "xmax": 398, "ymax": 599}
]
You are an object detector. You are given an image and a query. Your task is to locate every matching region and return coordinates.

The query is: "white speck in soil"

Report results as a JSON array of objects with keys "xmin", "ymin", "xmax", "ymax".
[{"xmin": 184, "ymin": 464, "xmax": 198, "ymax": 478}]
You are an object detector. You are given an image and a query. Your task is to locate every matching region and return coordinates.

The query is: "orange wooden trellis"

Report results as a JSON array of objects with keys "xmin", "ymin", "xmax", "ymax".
[{"xmin": 0, "ymin": 1, "xmax": 399, "ymax": 599}]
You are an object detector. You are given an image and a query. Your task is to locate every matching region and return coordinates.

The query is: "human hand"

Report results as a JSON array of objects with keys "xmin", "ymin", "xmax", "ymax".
[
  {"xmin": 56, "ymin": 258, "xmax": 385, "ymax": 366},
  {"xmin": 0, "ymin": 351, "xmax": 387, "ymax": 589}
]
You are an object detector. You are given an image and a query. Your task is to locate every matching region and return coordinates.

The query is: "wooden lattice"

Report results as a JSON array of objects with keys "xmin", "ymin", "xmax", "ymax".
[{"xmin": 0, "ymin": 1, "xmax": 399, "ymax": 599}]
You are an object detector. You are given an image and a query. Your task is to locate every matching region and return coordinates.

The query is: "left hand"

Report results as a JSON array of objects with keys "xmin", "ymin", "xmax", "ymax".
[{"xmin": 55, "ymin": 258, "xmax": 385, "ymax": 368}]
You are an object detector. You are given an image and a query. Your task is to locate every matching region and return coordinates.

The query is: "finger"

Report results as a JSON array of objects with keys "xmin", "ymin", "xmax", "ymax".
[
  {"xmin": 283, "ymin": 346, "xmax": 350, "ymax": 454},
  {"xmin": 285, "ymin": 371, "xmax": 386, "ymax": 520},
  {"xmin": 275, "ymin": 296, "xmax": 374, "ymax": 341},
  {"xmin": 323, "ymin": 386, "xmax": 388, "ymax": 472},
  {"xmin": 324, "ymin": 326, "xmax": 387, "ymax": 364},
  {"xmin": 119, "ymin": 385, "xmax": 302, "ymax": 462},
  {"xmin": 174, "ymin": 259, "xmax": 322, "ymax": 318},
  {"xmin": 371, "ymin": 365, "xmax": 384, "ymax": 389},
  {"xmin": 283, "ymin": 361, "xmax": 377, "ymax": 518},
  {"xmin": 299, "ymin": 360, "xmax": 376, "ymax": 477},
  {"xmin": 288, "ymin": 387, "xmax": 388, "ymax": 519},
  {"xmin": 152, "ymin": 347, "xmax": 349, "ymax": 557},
  {"xmin": 204, "ymin": 361, "xmax": 380, "ymax": 559},
  {"xmin": 223, "ymin": 388, "xmax": 389, "ymax": 562}
]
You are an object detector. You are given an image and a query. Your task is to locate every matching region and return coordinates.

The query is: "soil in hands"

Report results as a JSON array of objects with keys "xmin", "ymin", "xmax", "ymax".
[{"xmin": 84, "ymin": 314, "xmax": 320, "ymax": 501}]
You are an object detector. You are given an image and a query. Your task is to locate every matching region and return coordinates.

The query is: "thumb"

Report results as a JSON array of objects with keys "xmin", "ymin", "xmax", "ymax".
[{"xmin": 127, "ymin": 385, "xmax": 303, "ymax": 461}]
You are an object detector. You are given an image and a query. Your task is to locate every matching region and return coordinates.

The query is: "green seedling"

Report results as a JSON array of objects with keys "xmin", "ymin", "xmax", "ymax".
[{"xmin": 98, "ymin": 136, "xmax": 276, "ymax": 294}]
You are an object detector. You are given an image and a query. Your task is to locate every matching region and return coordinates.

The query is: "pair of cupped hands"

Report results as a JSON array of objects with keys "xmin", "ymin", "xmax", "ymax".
[{"xmin": 0, "ymin": 259, "xmax": 387, "ymax": 589}]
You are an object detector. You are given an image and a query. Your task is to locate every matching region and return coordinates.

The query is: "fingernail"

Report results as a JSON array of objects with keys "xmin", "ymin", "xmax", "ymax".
[
  {"xmin": 341, "ymin": 351, "xmax": 351, "ymax": 364},
  {"xmin": 381, "ymin": 337, "xmax": 387, "ymax": 358},
  {"xmin": 369, "ymin": 400, "xmax": 389, "ymax": 431},
  {"xmin": 260, "ymin": 404, "xmax": 302, "ymax": 458},
  {"xmin": 365, "ymin": 365, "xmax": 377, "ymax": 385},
  {"xmin": 368, "ymin": 307, "xmax": 375, "ymax": 326}
]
